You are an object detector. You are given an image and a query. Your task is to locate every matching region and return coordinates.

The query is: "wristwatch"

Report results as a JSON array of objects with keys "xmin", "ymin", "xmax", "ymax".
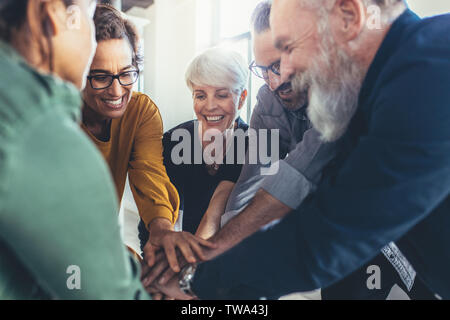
[{"xmin": 179, "ymin": 264, "xmax": 197, "ymax": 297}]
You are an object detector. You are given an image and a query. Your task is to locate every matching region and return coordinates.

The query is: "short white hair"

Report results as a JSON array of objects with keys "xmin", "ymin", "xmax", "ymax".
[
  {"xmin": 185, "ymin": 47, "xmax": 248, "ymax": 94},
  {"xmin": 299, "ymin": 0, "xmax": 406, "ymax": 24}
]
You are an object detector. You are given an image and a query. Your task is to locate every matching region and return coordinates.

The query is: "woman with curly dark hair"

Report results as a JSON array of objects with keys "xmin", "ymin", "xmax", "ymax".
[{"xmin": 81, "ymin": 4, "xmax": 215, "ymax": 266}]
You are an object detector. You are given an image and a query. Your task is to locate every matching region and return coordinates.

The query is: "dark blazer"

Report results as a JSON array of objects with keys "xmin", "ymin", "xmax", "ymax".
[{"xmin": 191, "ymin": 10, "xmax": 450, "ymax": 299}]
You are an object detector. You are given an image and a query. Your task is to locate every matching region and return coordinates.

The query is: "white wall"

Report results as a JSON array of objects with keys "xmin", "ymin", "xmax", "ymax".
[
  {"xmin": 128, "ymin": 0, "xmax": 199, "ymax": 132},
  {"xmin": 121, "ymin": 1, "xmax": 201, "ymax": 253},
  {"xmin": 126, "ymin": 0, "xmax": 450, "ymax": 132}
]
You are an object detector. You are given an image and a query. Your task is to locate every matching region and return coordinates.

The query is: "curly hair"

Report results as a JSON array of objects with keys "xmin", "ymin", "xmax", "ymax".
[{"xmin": 93, "ymin": 4, "xmax": 143, "ymax": 71}]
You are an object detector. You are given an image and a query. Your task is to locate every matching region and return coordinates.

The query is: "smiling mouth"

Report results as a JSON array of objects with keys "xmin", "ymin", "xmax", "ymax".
[
  {"xmin": 102, "ymin": 96, "xmax": 125, "ymax": 110},
  {"xmin": 204, "ymin": 115, "xmax": 225, "ymax": 123},
  {"xmin": 276, "ymin": 82, "xmax": 293, "ymax": 97},
  {"xmin": 278, "ymin": 88, "xmax": 293, "ymax": 96}
]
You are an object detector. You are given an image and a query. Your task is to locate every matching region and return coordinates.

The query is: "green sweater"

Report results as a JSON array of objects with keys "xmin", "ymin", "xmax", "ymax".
[{"xmin": 0, "ymin": 41, "xmax": 149, "ymax": 300}]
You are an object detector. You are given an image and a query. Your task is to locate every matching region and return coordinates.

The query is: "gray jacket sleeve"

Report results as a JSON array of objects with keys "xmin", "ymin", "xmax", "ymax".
[
  {"xmin": 224, "ymin": 85, "xmax": 338, "ymax": 220},
  {"xmin": 222, "ymin": 105, "xmax": 271, "ymax": 226},
  {"xmin": 260, "ymin": 127, "xmax": 338, "ymax": 209}
]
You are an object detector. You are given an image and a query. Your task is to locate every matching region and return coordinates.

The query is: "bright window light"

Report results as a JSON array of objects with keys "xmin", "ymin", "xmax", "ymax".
[
  {"xmin": 213, "ymin": 0, "xmax": 450, "ymax": 123},
  {"xmin": 219, "ymin": 0, "xmax": 262, "ymax": 38},
  {"xmin": 196, "ymin": 0, "xmax": 214, "ymax": 49}
]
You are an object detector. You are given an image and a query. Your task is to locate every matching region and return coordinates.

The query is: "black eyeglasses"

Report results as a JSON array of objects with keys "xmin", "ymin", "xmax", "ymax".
[
  {"xmin": 87, "ymin": 70, "xmax": 139, "ymax": 90},
  {"xmin": 249, "ymin": 60, "xmax": 281, "ymax": 80}
]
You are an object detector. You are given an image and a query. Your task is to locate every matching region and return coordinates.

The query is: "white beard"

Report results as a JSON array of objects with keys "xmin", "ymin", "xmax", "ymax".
[{"xmin": 292, "ymin": 28, "xmax": 366, "ymax": 142}]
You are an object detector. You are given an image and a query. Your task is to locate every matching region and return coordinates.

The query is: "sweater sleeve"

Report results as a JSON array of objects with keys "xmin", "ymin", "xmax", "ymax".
[
  {"xmin": 128, "ymin": 95, "xmax": 180, "ymax": 229},
  {"xmin": 1, "ymin": 110, "xmax": 149, "ymax": 299}
]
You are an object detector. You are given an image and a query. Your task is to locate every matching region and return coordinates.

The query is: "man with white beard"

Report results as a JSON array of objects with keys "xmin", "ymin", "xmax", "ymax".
[
  {"xmin": 149, "ymin": 0, "xmax": 450, "ymax": 300},
  {"xmin": 221, "ymin": 0, "xmax": 432, "ymax": 300}
]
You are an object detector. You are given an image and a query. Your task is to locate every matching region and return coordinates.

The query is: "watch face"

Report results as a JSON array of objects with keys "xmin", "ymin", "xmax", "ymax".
[
  {"xmin": 186, "ymin": 265, "xmax": 195, "ymax": 277},
  {"xmin": 179, "ymin": 264, "xmax": 197, "ymax": 295},
  {"xmin": 184, "ymin": 265, "xmax": 195, "ymax": 280}
]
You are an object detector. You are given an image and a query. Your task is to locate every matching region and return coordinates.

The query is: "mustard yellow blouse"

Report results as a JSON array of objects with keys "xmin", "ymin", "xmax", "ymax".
[{"xmin": 81, "ymin": 92, "xmax": 179, "ymax": 229}]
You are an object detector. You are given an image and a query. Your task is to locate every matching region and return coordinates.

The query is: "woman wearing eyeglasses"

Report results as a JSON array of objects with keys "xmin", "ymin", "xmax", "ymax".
[
  {"xmin": 139, "ymin": 48, "xmax": 250, "ymax": 299},
  {"xmin": 81, "ymin": 5, "xmax": 214, "ymax": 263}
]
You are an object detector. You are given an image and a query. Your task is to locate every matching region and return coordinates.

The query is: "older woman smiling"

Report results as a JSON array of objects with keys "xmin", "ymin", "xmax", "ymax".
[{"xmin": 140, "ymin": 48, "xmax": 250, "ymax": 295}]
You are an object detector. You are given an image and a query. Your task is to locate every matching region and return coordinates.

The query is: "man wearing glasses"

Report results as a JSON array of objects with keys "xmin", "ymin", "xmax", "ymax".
[
  {"xmin": 142, "ymin": 2, "xmax": 337, "ymax": 298},
  {"xmin": 81, "ymin": 5, "xmax": 180, "ymax": 260},
  {"xmin": 192, "ymin": 1, "xmax": 433, "ymax": 300},
  {"xmin": 220, "ymin": 1, "xmax": 337, "ymax": 242}
]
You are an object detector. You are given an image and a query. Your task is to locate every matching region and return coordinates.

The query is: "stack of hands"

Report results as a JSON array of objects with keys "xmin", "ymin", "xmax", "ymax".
[{"xmin": 140, "ymin": 229, "xmax": 220, "ymax": 300}]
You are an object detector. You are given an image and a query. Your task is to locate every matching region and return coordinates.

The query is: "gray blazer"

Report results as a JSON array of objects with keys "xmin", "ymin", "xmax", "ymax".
[{"xmin": 222, "ymin": 84, "xmax": 337, "ymax": 223}]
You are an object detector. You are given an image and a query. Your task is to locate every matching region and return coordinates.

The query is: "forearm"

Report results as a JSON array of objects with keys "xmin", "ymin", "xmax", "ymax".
[
  {"xmin": 206, "ymin": 189, "xmax": 291, "ymax": 259},
  {"xmin": 192, "ymin": 205, "xmax": 307, "ymax": 300},
  {"xmin": 142, "ymin": 189, "xmax": 292, "ymax": 298},
  {"xmin": 196, "ymin": 181, "xmax": 235, "ymax": 239}
]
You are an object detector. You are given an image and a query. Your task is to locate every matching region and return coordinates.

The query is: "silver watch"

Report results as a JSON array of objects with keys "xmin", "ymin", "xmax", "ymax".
[{"xmin": 179, "ymin": 264, "xmax": 197, "ymax": 297}]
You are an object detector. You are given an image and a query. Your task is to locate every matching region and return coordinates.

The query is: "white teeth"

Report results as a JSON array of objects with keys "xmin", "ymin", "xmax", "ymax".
[
  {"xmin": 206, "ymin": 116, "xmax": 224, "ymax": 121},
  {"xmin": 105, "ymin": 98, "xmax": 122, "ymax": 106},
  {"xmin": 279, "ymin": 89, "xmax": 292, "ymax": 95}
]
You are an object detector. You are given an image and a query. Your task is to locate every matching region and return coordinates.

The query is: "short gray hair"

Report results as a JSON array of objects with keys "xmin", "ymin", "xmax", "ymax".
[
  {"xmin": 185, "ymin": 47, "xmax": 248, "ymax": 94},
  {"xmin": 297, "ymin": 0, "xmax": 406, "ymax": 31},
  {"xmin": 300, "ymin": 0, "xmax": 406, "ymax": 16},
  {"xmin": 299, "ymin": 0, "xmax": 404, "ymax": 8},
  {"xmin": 251, "ymin": 1, "xmax": 272, "ymax": 34},
  {"xmin": 367, "ymin": 0, "xmax": 405, "ymax": 8}
]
